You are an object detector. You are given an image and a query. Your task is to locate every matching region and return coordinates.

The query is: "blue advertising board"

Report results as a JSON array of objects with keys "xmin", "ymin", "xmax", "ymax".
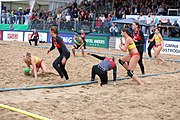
[
  {"xmin": 59, "ymin": 33, "xmax": 74, "ymax": 45},
  {"xmin": 47, "ymin": 32, "xmax": 74, "ymax": 45}
]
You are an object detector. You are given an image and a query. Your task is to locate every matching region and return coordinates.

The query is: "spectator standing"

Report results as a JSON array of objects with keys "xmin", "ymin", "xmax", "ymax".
[
  {"xmin": 95, "ymin": 18, "xmax": 103, "ymax": 33},
  {"xmin": 166, "ymin": 19, "xmax": 172, "ymax": 26},
  {"xmin": 1, "ymin": 10, "xmax": 6, "ymax": 24},
  {"xmin": 146, "ymin": 12, "xmax": 154, "ymax": 33},
  {"xmin": 6, "ymin": 10, "xmax": 11, "ymax": 24},
  {"xmin": 99, "ymin": 14, "xmax": 105, "ymax": 23},
  {"xmin": 65, "ymin": 13, "xmax": 71, "ymax": 22},
  {"xmin": 140, "ymin": 4, "xmax": 147, "ymax": 15},
  {"xmin": 73, "ymin": 0, "xmax": 78, "ymax": 8},
  {"xmin": 138, "ymin": 11, "xmax": 146, "ymax": 33},
  {"xmin": 57, "ymin": 10, "xmax": 61, "ymax": 20},
  {"xmin": 109, "ymin": 23, "xmax": 118, "ymax": 37},
  {"xmin": 73, "ymin": 8, "xmax": 78, "ymax": 20},
  {"xmin": 169, "ymin": 20, "xmax": 179, "ymax": 37}
]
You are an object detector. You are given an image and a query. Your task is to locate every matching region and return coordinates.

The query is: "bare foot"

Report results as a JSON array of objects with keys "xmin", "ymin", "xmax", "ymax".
[{"xmin": 98, "ymin": 80, "xmax": 102, "ymax": 87}]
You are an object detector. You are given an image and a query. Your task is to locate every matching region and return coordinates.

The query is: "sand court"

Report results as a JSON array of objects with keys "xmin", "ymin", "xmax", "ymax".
[{"xmin": 0, "ymin": 41, "xmax": 180, "ymax": 120}]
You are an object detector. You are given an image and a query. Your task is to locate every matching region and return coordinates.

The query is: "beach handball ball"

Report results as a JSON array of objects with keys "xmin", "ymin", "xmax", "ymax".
[{"xmin": 24, "ymin": 68, "xmax": 30, "ymax": 75}]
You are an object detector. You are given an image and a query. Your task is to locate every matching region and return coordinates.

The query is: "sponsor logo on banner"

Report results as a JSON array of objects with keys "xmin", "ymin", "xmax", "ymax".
[
  {"xmin": 146, "ymin": 40, "xmax": 180, "ymax": 55},
  {"xmin": 86, "ymin": 35, "xmax": 108, "ymax": 48},
  {"xmin": 7, "ymin": 33, "xmax": 18, "ymax": 39},
  {"xmin": 47, "ymin": 33, "xmax": 109, "ymax": 47},
  {"xmin": 59, "ymin": 33, "xmax": 74, "ymax": 45},
  {"xmin": 3, "ymin": 31, "xmax": 23, "ymax": 41},
  {"xmin": 162, "ymin": 41, "xmax": 180, "ymax": 55}
]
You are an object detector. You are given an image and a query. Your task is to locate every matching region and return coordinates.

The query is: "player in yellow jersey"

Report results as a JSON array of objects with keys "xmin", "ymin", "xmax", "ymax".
[
  {"xmin": 23, "ymin": 52, "xmax": 47, "ymax": 79},
  {"xmin": 119, "ymin": 28, "xmax": 143, "ymax": 85},
  {"xmin": 150, "ymin": 28, "xmax": 164, "ymax": 64}
]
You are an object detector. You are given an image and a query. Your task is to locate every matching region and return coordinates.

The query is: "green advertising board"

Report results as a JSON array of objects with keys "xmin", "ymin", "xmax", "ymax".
[
  {"xmin": 0, "ymin": 24, "xmax": 29, "ymax": 30},
  {"xmin": 86, "ymin": 35, "xmax": 109, "ymax": 48}
]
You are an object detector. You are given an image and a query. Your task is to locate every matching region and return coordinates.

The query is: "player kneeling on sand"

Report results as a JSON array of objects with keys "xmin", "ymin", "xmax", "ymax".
[
  {"xmin": 23, "ymin": 52, "xmax": 47, "ymax": 79},
  {"xmin": 87, "ymin": 52, "xmax": 117, "ymax": 86},
  {"xmin": 72, "ymin": 33, "xmax": 85, "ymax": 57}
]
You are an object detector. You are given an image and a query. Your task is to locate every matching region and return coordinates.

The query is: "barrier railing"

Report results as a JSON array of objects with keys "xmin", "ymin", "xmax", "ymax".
[
  {"xmin": 29, "ymin": 20, "xmax": 112, "ymax": 34},
  {"xmin": 1, "ymin": 16, "xmax": 29, "ymax": 25}
]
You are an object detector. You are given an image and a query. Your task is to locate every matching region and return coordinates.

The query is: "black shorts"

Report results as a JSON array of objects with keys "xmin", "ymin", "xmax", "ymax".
[{"xmin": 74, "ymin": 44, "xmax": 81, "ymax": 49}]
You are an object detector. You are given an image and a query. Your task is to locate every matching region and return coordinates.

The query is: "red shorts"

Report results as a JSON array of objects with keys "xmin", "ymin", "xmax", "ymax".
[
  {"xmin": 130, "ymin": 53, "xmax": 140, "ymax": 58},
  {"xmin": 36, "ymin": 59, "xmax": 43, "ymax": 68},
  {"xmin": 153, "ymin": 44, "xmax": 162, "ymax": 49}
]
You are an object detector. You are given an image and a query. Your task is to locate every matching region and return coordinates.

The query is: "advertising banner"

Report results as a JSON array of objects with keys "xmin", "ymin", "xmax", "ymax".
[
  {"xmin": 48, "ymin": 33, "xmax": 109, "ymax": 48},
  {"xmin": 60, "ymin": 33, "xmax": 74, "ymax": 45},
  {"xmin": 86, "ymin": 35, "xmax": 109, "ymax": 48},
  {"xmin": 146, "ymin": 40, "xmax": 180, "ymax": 55},
  {"xmin": 115, "ymin": 37, "xmax": 121, "ymax": 50},
  {"xmin": 47, "ymin": 33, "xmax": 74, "ymax": 45},
  {"xmin": 24, "ymin": 32, "xmax": 47, "ymax": 43},
  {"xmin": 3, "ymin": 31, "xmax": 23, "ymax": 41},
  {"xmin": 0, "ymin": 31, "xmax": 2, "ymax": 40},
  {"xmin": 0, "ymin": 24, "xmax": 28, "ymax": 30}
]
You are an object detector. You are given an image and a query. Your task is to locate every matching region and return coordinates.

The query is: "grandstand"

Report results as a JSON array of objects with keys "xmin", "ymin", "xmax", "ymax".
[{"xmin": 0, "ymin": 0, "xmax": 179, "ymax": 37}]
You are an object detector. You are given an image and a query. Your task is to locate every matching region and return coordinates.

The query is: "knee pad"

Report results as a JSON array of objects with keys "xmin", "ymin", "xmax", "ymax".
[
  {"xmin": 119, "ymin": 59, "xmax": 125, "ymax": 65},
  {"xmin": 127, "ymin": 70, "xmax": 134, "ymax": 78}
]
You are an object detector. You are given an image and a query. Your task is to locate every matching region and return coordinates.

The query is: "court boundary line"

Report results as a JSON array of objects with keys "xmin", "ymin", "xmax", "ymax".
[
  {"xmin": 0, "ymin": 70, "xmax": 179, "ymax": 92},
  {"xmin": 0, "ymin": 104, "xmax": 51, "ymax": 120}
]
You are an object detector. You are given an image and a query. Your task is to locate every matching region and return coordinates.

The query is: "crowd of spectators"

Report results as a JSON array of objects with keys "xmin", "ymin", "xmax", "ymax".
[
  {"xmin": 0, "ymin": 0, "xmax": 179, "ymax": 37},
  {"xmin": 1, "ymin": 8, "xmax": 30, "ymax": 24}
]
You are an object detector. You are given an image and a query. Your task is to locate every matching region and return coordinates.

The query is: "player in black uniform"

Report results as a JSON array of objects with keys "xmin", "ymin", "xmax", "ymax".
[
  {"xmin": 87, "ymin": 53, "xmax": 117, "ymax": 86},
  {"xmin": 47, "ymin": 26, "xmax": 70, "ymax": 80},
  {"xmin": 147, "ymin": 25, "xmax": 155, "ymax": 58},
  {"xmin": 132, "ymin": 22, "xmax": 145, "ymax": 74}
]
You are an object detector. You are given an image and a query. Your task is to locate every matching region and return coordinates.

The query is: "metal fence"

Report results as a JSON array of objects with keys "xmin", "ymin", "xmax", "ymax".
[
  {"xmin": 1, "ymin": 16, "xmax": 29, "ymax": 25},
  {"xmin": 0, "ymin": 15, "xmax": 115, "ymax": 34},
  {"xmin": 29, "ymin": 20, "xmax": 114, "ymax": 34}
]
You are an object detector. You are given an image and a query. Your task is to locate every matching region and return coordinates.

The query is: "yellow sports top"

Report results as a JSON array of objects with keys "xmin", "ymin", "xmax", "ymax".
[
  {"xmin": 154, "ymin": 35, "xmax": 161, "ymax": 43},
  {"xmin": 128, "ymin": 42, "xmax": 136, "ymax": 50},
  {"xmin": 34, "ymin": 56, "xmax": 39, "ymax": 64}
]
